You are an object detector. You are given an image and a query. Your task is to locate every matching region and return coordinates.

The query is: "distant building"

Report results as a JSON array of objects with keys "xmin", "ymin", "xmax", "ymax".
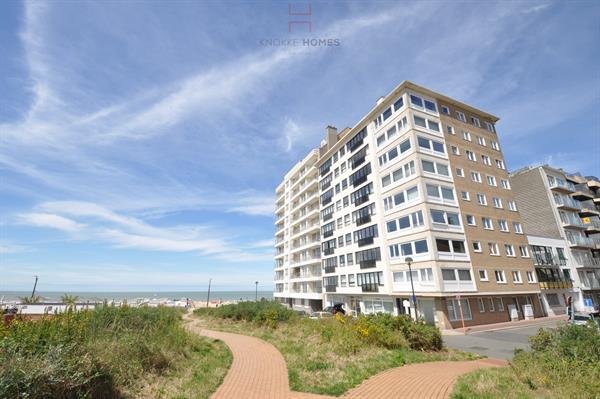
[{"xmin": 510, "ymin": 166, "xmax": 600, "ymax": 312}]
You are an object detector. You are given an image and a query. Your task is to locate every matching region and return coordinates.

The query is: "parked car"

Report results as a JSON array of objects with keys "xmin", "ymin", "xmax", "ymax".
[
  {"xmin": 310, "ymin": 311, "xmax": 333, "ymax": 319},
  {"xmin": 572, "ymin": 312, "xmax": 600, "ymax": 330},
  {"xmin": 294, "ymin": 310, "xmax": 310, "ymax": 318},
  {"xmin": 323, "ymin": 303, "xmax": 346, "ymax": 315}
]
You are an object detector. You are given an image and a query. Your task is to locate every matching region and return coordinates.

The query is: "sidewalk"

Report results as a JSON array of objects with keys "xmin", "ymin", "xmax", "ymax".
[{"xmin": 442, "ymin": 315, "xmax": 567, "ymax": 335}]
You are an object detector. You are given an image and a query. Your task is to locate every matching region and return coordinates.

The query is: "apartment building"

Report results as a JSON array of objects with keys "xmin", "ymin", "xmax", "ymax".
[
  {"xmin": 274, "ymin": 149, "xmax": 323, "ymax": 312},
  {"xmin": 510, "ymin": 166, "xmax": 600, "ymax": 312},
  {"xmin": 308, "ymin": 81, "xmax": 543, "ymax": 329}
]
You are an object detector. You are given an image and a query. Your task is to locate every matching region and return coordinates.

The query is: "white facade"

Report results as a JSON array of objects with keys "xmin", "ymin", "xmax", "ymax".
[{"xmin": 274, "ymin": 149, "xmax": 323, "ymax": 312}]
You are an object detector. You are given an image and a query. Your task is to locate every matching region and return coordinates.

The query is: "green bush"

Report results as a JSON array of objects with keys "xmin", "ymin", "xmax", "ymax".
[
  {"xmin": 194, "ymin": 301, "xmax": 296, "ymax": 327},
  {"xmin": 0, "ymin": 306, "xmax": 202, "ymax": 399},
  {"xmin": 511, "ymin": 323, "xmax": 600, "ymax": 397}
]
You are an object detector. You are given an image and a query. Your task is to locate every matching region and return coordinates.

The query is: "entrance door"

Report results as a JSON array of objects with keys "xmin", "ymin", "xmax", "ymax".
[{"xmin": 418, "ymin": 299, "xmax": 435, "ymax": 325}]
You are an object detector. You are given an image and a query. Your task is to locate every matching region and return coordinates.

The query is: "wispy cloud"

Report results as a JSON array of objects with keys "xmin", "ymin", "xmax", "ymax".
[{"xmin": 16, "ymin": 213, "xmax": 86, "ymax": 232}]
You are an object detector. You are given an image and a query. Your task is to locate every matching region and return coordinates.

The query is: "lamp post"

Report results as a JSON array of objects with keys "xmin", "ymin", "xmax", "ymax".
[
  {"xmin": 255, "ymin": 281, "xmax": 259, "ymax": 302},
  {"xmin": 405, "ymin": 257, "xmax": 418, "ymax": 320}
]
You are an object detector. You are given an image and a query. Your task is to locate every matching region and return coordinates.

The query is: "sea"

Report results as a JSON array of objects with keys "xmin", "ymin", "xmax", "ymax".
[{"xmin": 0, "ymin": 291, "xmax": 273, "ymax": 303}]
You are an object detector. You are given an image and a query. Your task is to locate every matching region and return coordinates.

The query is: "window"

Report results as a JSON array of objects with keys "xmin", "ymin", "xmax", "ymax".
[
  {"xmin": 482, "ymin": 217, "xmax": 493, "ymax": 230},
  {"xmin": 466, "ymin": 150, "xmax": 476, "ymax": 161},
  {"xmin": 341, "ymin": 163, "xmax": 347, "ymax": 173},
  {"xmin": 346, "ymin": 127, "xmax": 367, "ymax": 152},
  {"xmin": 476, "ymin": 136, "xmax": 486, "ymax": 146},
  {"xmin": 322, "ymin": 239, "xmax": 336, "ymax": 256},
  {"xmin": 355, "ymin": 247, "xmax": 382, "ymax": 267},
  {"xmin": 348, "ymin": 163, "xmax": 372, "ymax": 188},
  {"xmin": 489, "ymin": 243, "xmax": 500, "ymax": 256},
  {"xmin": 386, "ymin": 210, "xmax": 424, "ymax": 233},
  {"xmin": 478, "ymin": 298, "xmax": 485, "ymax": 313},
  {"xmin": 347, "ymin": 253, "xmax": 354, "ymax": 266},
  {"xmin": 513, "ymin": 222, "xmax": 523, "ymax": 234},
  {"xmin": 498, "ymin": 219, "xmax": 509, "ymax": 232},
  {"xmin": 377, "ymin": 134, "xmax": 386, "ymax": 147},
  {"xmin": 471, "ymin": 171, "xmax": 482, "ymax": 183},
  {"xmin": 471, "ymin": 117, "xmax": 481, "ymax": 127},
  {"xmin": 424, "ymin": 99, "xmax": 437, "ymax": 113},
  {"xmin": 393, "ymin": 96, "xmax": 404, "ymax": 112},
  {"xmin": 430, "ymin": 209, "xmax": 461, "ymax": 227},
  {"xmin": 352, "ymin": 203, "xmax": 376, "ymax": 225},
  {"xmin": 526, "ymin": 271, "xmax": 535, "ymax": 283},
  {"xmin": 485, "ymin": 122, "xmax": 495, "ymax": 133},
  {"xmin": 487, "ymin": 175, "xmax": 497, "ymax": 186},
  {"xmin": 382, "ymin": 107, "xmax": 392, "ymax": 121},
  {"xmin": 466, "ymin": 215, "xmax": 476, "ymax": 225},
  {"xmin": 519, "ymin": 245, "xmax": 529, "ymax": 257},
  {"xmin": 346, "ymin": 233, "xmax": 352, "ymax": 245},
  {"xmin": 410, "ymin": 94, "xmax": 423, "ymax": 107},
  {"xmin": 382, "ymin": 160, "xmax": 416, "ymax": 188},
  {"xmin": 493, "ymin": 197, "xmax": 503, "ymax": 209},
  {"xmin": 446, "ymin": 125, "xmax": 455, "ymax": 134},
  {"xmin": 420, "ymin": 268, "xmax": 434, "ymax": 282},
  {"xmin": 350, "ymin": 182, "xmax": 373, "ymax": 205},
  {"xmin": 481, "ymin": 155, "xmax": 491, "ymax": 166},
  {"xmin": 386, "ymin": 125, "xmax": 397, "ymax": 141},
  {"xmin": 491, "ymin": 140, "xmax": 499, "ymax": 150},
  {"xmin": 496, "ymin": 297, "xmax": 505, "ymax": 311},
  {"xmin": 426, "ymin": 184, "xmax": 455, "ymax": 203},
  {"xmin": 505, "ymin": 244, "xmax": 515, "ymax": 257},
  {"xmin": 456, "ymin": 167, "xmax": 464, "ymax": 177},
  {"xmin": 378, "ymin": 138, "xmax": 411, "ymax": 167},
  {"xmin": 340, "ymin": 275, "xmax": 347, "ymax": 287},
  {"xmin": 461, "ymin": 191, "xmax": 470, "ymax": 201},
  {"xmin": 456, "ymin": 111, "xmax": 466, "ymax": 122},
  {"xmin": 389, "ymin": 239, "xmax": 429, "ymax": 258},
  {"xmin": 501, "ymin": 179, "xmax": 511, "ymax": 189},
  {"xmin": 442, "ymin": 105, "xmax": 450, "ymax": 114},
  {"xmin": 494, "ymin": 270, "xmax": 506, "ymax": 283},
  {"xmin": 436, "ymin": 239, "xmax": 466, "ymax": 254},
  {"xmin": 476, "ymin": 193, "xmax": 487, "ymax": 206},
  {"xmin": 321, "ymin": 204, "xmax": 334, "ymax": 221},
  {"xmin": 479, "ymin": 269, "xmax": 488, "ymax": 281},
  {"xmin": 383, "ymin": 185, "xmax": 419, "ymax": 211},
  {"xmin": 320, "ymin": 188, "xmax": 334, "ymax": 205},
  {"xmin": 495, "ymin": 159, "xmax": 506, "ymax": 169},
  {"xmin": 507, "ymin": 200, "xmax": 517, "ymax": 211},
  {"xmin": 417, "ymin": 136, "xmax": 445, "ymax": 154},
  {"xmin": 451, "ymin": 146, "xmax": 460, "ymax": 155},
  {"xmin": 414, "ymin": 115, "xmax": 440, "ymax": 132},
  {"xmin": 354, "ymin": 224, "xmax": 378, "ymax": 246},
  {"xmin": 442, "ymin": 268, "xmax": 472, "ymax": 281},
  {"xmin": 512, "ymin": 270, "xmax": 522, "ymax": 283},
  {"xmin": 472, "ymin": 241, "xmax": 482, "ymax": 252},
  {"xmin": 447, "ymin": 299, "xmax": 472, "ymax": 321},
  {"xmin": 422, "ymin": 160, "xmax": 449, "ymax": 177},
  {"xmin": 462, "ymin": 131, "xmax": 472, "ymax": 141}
]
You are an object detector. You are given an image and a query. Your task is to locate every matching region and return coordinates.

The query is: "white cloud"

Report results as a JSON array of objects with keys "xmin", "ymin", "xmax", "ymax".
[{"xmin": 16, "ymin": 213, "xmax": 85, "ymax": 232}]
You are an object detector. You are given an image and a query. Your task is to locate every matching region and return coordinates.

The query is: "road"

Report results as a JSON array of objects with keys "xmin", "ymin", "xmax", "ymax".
[{"xmin": 443, "ymin": 320, "xmax": 563, "ymax": 360}]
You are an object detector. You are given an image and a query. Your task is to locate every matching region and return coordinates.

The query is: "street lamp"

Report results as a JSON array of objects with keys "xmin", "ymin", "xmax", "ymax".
[
  {"xmin": 405, "ymin": 257, "xmax": 418, "ymax": 320},
  {"xmin": 255, "ymin": 281, "xmax": 259, "ymax": 302}
]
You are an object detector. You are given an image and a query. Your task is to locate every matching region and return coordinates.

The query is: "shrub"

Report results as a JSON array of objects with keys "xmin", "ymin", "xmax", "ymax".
[{"xmin": 194, "ymin": 301, "xmax": 296, "ymax": 327}]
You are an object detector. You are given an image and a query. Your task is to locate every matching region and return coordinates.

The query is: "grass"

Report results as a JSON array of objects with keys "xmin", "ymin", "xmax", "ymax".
[
  {"xmin": 0, "ymin": 306, "xmax": 231, "ymax": 399},
  {"xmin": 194, "ymin": 303, "xmax": 479, "ymax": 396},
  {"xmin": 451, "ymin": 323, "xmax": 600, "ymax": 399}
]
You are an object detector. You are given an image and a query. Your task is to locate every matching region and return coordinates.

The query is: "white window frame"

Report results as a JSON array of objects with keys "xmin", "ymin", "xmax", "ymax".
[
  {"xmin": 473, "ymin": 241, "xmax": 482, "ymax": 252},
  {"xmin": 494, "ymin": 270, "xmax": 506, "ymax": 283},
  {"xmin": 512, "ymin": 270, "xmax": 522, "ymax": 283},
  {"xmin": 478, "ymin": 269, "xmax": 488, "ymax": 281},
  {"xmin": 489, "ymin": 243, "xmax": 500, "ymax": 256},
  {"xmin": 505, "ymin": 244, "xmax": 516, "ymax": 257}
]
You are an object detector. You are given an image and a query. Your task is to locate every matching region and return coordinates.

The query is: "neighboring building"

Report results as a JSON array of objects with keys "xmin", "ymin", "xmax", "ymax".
[
  {"xmin": 273, "ymin": 80, "xmax": 544, "ymax": 328},
  {"xmin": 274, "ymin": 149, "xmax": 323, "ymax": 312},
  {"xmin": 510, "ymin": 166, "xmax": 600, "ymax": 312}
]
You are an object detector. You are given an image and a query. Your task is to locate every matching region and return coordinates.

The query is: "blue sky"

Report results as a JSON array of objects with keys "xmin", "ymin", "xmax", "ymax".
[{"xmin": 1, "ymin": 1, "xmax": 599, "ymax": 292}]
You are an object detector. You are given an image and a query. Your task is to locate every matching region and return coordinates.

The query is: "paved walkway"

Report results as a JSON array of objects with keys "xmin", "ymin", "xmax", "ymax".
[{"xmin": 185, "ymin": 317, "xmax": 506, "ymax": 399}]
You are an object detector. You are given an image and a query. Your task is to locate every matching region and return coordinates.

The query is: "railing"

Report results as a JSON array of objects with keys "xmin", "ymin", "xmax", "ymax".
[
  {"xmin": 581, "ymin": 279, "xmax": 600, "ymax": 289},
  {"xmin": 549, "ymin": 180, "xmax": 575, "ymax": 192},
  {"xmin": 568, "ymin": 235, "xmax": 595, "ymax": 247},
  {"xmin": 555, "ymin": 196, "xmax": 581, "ymax": 210},
  {"xmin": 539, "ymin": 281, "xmax": 573, "ymax": 289},
  {"xmin": 290, "ymin": 256, "xmax": 320, "ymax": 266},
  {"xmin": 361, "ymin": 283, "xmax": 379, "ymax": 292},
  {"xmin": 583, "ymin": 218, "xmax": 600, "ymax": 230},
  {"xmin": 562, "ymin": 216, "xmax": 585, "ymax": 228},
  {"xmin": 357, "ymin": 237, "xmax": 375, "ymax": 247},
  {"xmin": 532, "ymin": 252, "xmax": 566, "ymax": 266},
  {"xmin": 359, "ymin": 260, "xmax": 377, "ymax": 269}
]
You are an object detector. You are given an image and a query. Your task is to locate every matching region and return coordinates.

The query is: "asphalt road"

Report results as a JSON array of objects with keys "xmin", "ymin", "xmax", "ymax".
[{"xmin": 443, "ymin": 321, "xmax": 563, "ymax": 360}]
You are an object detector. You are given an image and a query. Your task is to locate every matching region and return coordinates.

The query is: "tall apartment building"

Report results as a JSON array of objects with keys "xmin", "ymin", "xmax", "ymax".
[
  {"xmin": 510, "ymin": 166, "xmax": 600, "ymax": 313},
  {"xmin": 274, "ymin": 149, "xmax": 323, "ymax": 312},
  {"xmin": 274, "ymin": 80, "xmax": 545, "ymax": 328}
]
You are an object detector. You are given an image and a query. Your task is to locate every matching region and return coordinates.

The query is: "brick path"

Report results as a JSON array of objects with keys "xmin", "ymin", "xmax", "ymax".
[{"xmin": 185, "ymin": 317, "xmax": 506, "ymax": 399}]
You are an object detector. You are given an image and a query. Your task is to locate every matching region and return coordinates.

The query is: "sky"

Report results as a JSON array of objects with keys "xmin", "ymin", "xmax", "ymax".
[{"xmin": 1, "ymin": 1, "xmax": 599, "ymax": 292}]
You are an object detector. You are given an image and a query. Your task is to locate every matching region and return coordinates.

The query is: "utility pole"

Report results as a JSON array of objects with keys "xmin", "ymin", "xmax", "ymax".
[
  {"xmin": 31, "ymin": 275, "xmax": 38, "ymax": 300},
  {"xmin": 405, "ymin": 257, "xmax": 418, "ymax": 320},
  {"xmin": 255, "ymin": 281, "xmax": 259, "ymax": 301},
  {"xmin": 206, "ymin": 278, "xmax": 212, "ymax": 308}
]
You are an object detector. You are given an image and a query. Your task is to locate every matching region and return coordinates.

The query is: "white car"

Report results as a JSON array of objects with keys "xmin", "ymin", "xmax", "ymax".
[
  {"xmin": 572, "ymin": 312, "xmax": 600, "ymax": 330},
  {"xmin": 310, "ymin": 311, "xmax": 333, "ymax": 319}
]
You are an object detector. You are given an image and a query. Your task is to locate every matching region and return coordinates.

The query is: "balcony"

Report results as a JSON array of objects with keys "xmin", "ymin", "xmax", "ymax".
[
  {"xmin": 555, "ymin": 197, "xmax": 581, "ymax": 211},
  {"xmin": 539, "ymin": 280, "xmax": 573, "ymax": 290},
  {"xmin": 359, "ymin": 260, "xmax": 377, "ymax": 269},
  {"xmin": 322, "ymin": 213, "xmax": 333, "ymax": 222},
  {"xmin": 323, "ymin": 230, "xmax": 333, "ymax": 238},
  {"xmin": 572, "ymin": 187, "xmax": 594, "ymax": 201},
  {"xmin": 354, "ymin": 194, "xmax": 370, "ymax": 206},
  {"xmin": 323, "ymin": 248, "xmax": 335, "ymax": 256},
  {"xmin": 549, "ymin": 180, "xmax": 575, "ymax": 193},
  {"xmin": 579, "ymin": 200, "xmax": 600, "ymax": 217},
  {"xmin": 356, "ymin": 215, "xmax": 371, "ymax": 226},
  {"xmin": 584, "ymin": 218, "xmax": 600, "ymax": 234},
  {"xmin": 351, "ymin": 156, "xmax": 366, "ymax": 170},
  {"xmin": 321, "ymin": 196, "xmax": 332, "ymax": 206},
  {"xmin": 532, "ymin": 253, "xmax": 566, "ymax": 266},
  {"xmin": 568, "ymin": 235, "xmax": 595, "ymax": 249},
  {"xmin": 357, "ymin": 237, "xmax": 375, "ymax": 247},
  {"xmin": 561, "ymin": 217, "xmax": 586, "ymax": 230},
  {"xmin": 572, "ymin": 256, "xmax": 600, "ymax": 268},
  {"xmin": 581, "ymin": 279, "xmax": 600, "ymax": 290},
  {"xmin": 352, "ymin": 175, "xmax": 368, "ymax": 188},
  {"xmin": 361, "ymin": 283, "xmax": 379, "ymax": 293},
  {"xmin": 325, "ymin": 285, "xmax": 337, "ymax": 293},
  {"xmin": 324, "ymin": 265, "xmax": 336, "ymax": 274}
]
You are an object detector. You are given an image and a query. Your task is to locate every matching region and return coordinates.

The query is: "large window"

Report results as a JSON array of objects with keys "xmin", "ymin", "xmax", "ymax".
[
  {"xmin": 354, "ymin": 224, "xmax": 378, "ymax": 247},
  {"xmin": 436, "ymin": 239, "xmax": 466, "ymax": 254},
  {"xmin": 381, "ymin": 160, "xmax": 416, "ymax": 188},
  {"xmin": 447, "ymin": 299, "xmax": 472, "ymax": 321},
  {"xmin": 417, "ymin": 136, "xmax": 445, "ymax": 154},
  {"xmin": 346, "ymin": 127, "xmax": 367, "ymax": 152},
  {"xmin": 430, "ymin": 209, "xmax": 461, "ymax": 227},
  {"xmin": 348, "ymin": 163, "xmax": 372, "ymax": 188},
  {"xmin": 421, "ymin": 160, "xmax": 449, "ymax": 177},
  {"xmin": 321, "ymin": 204, "xmax": 334, "ymax": 221},
  {"xmin": 349, "ymin": 145, "xmax": 368, "ymax": 169},
  {"xmin": 352, "ymin": 203, "xmax": 376, "ymax": 225},
  {"xmin": 319, "ymin": 158, "xmax": 332, "ymax": 177},
  {"xmin": 386, "ymin": 210, "xmax": 424, "ymax": 233},
  {"xmin": 322, "ymin": 239, "xmax": 336, "ymax": 256},
  {"xmin": 389, "ymin": 239, "xmax": 429, "ymax": 258},
  {"xmin": 350, "ymin": 183, "xmax": 373, "ymax": 205},
  {"xmin": 378, "ymin": 138, "xmax": 411, "ymax": 167},
  {"xmin": 320, "ymin": 188, "xmax": 334, "ymax": 205},
  {"xmin": 383, "ymin": 185, "xmax": 419, "ymax": 211},
  {"xmin": 355, "ymin": 247, "xmax": 381, "ymax": 268},
  {"xmin": 426, "ymin": 184, "xmax": 455, "ymax": 203}
]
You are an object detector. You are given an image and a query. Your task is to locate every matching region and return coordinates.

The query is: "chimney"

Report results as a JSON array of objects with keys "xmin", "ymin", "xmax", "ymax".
[{"xmin": 325, "ymin": 125, "xmax": 338, "ymax": 150}]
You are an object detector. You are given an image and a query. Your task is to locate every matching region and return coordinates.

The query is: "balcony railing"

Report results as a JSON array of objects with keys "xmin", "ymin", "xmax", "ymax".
[
  {"xmin": 354, "ymin": 194, "xmax": 369, "ymax": 206},
  {"xmin": 568, "ymin": 235, "xmax": 595, "ymax": 248},
  {"xmin": 532, "ymin": 253, "xmax": 566, "ymax": 266},
  {"xmin": 356, "ymin": 215, "xmax": 371, "ymax": 226},
  {"xmin": 359, "ymin": 260, "xmax": 377, "ymax": 269},
  {"xmin": 539, "ymin": 281, "xmax": 573, "ymax": 289},
  {"xmin": 361, "ymin": 283, "xmax": 379, "ymax": 292},
  {"xmin": 352, "ymin": 175, "xmax": 368, "ymax": 188},
  {"xmin": 324, "ymin": 265, "xmax": 336, "ymax": 274},
  {"xmin": 555, "ymin": 197, "xmax": 581, "ymax": 210},
  {"xmin": 549, "ymin": 180, "xmax": 575, "ymax": 192},
  {"xmin": 357, "ymin": 237, "xmax": 375, "ymax": 247}
]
